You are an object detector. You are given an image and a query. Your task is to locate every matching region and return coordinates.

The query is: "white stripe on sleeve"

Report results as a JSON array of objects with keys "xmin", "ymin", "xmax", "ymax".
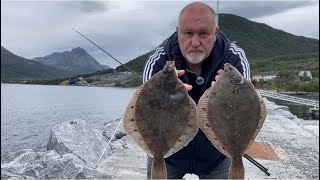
[
  {"xmin": 229, "ymin": 43, "xmax": 251, "ymax": 81},
  {"xmin": 143, "ymin": 47, "xmax": 165, "ymax": 83}
]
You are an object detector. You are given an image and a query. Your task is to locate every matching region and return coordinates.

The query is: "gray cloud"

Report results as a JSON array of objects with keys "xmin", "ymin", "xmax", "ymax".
[
  {"xmin": 217, "ymin": 1, "xmax": 317, "ymax": 18},
  {"xmin": 79, "ymin": 1, "xmax": 109, "ymax": 13},
  {"xmin": 1, "ymin": 0, "xmax": 319, "ymax": 68}
]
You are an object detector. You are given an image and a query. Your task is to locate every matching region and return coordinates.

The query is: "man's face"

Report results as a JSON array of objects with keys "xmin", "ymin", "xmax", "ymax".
[{"xmin": 177, "ymin": 7, "xmax": 218, "ymax": 65}]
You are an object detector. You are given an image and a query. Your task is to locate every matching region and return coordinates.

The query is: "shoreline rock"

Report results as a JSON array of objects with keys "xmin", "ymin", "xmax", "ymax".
[{"xmin": 1, "ymin": 119, "xmax": 128, "ymax": 179}]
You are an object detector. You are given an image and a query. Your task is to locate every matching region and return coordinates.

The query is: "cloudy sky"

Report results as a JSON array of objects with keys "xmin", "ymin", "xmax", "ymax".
[{"xmin": 1, "ymin": 0, "xmax": 319, "ymax": 68}]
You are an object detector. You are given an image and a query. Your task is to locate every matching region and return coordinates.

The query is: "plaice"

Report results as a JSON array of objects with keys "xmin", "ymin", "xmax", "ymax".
[
  {"xmin": 123, "ymin": 61, "xmax": 198, "ymax": 179},
  {"xmin": 197, "ymin": 63, "xmax": 266, "ymax": 179}
]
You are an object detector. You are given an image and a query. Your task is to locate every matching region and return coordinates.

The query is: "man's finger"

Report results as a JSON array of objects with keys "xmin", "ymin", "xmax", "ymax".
[
  {"xmin": 184, "ymin": 84, "xmax": 192, "ymax": 91},
  {"xmin": 211, "ymin": 81, "xmax": 216, "ymax": 87},
  {"xmin": 215, "ymin": 75, "xmax": 220, "ymax": 81},
  {"xmin": 215, "ymin": 69, "xmax": 224, "ymax": 81},
  {"xmin": 217, "ymin": 69, "xmax": 224, "ymax": 75},
  {"xmin": 177, "ymin": 70, "xmax": 185, "ymax": 76}
]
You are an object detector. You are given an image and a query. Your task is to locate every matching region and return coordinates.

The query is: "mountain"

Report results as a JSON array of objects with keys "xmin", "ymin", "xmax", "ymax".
[
  {"xmin": 218, "ymin": 14, "xmax": 319, "ymax": 58},
  {"xmin": 101, "ymin": 64, "xmax": 111, "ymax": 69},
  {"xmin": 1, "ymin": 46, "xmax": 74, "ymax": 81},
  {"xmin": 116, "ymin": 13, "xmax": 319, "ymax": 73},
  {"xmin": 33, "ymin": 47, "xmax": 110, "ymax": 74}
]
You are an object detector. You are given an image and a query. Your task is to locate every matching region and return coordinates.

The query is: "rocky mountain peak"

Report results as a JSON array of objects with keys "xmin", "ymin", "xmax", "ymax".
[{"xmin": 32, "ymin": 47, "xmax": 110, "ymax": 74}]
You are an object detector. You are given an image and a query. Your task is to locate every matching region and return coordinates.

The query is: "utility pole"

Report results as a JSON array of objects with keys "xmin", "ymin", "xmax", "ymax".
[{"xmin": 216, "ymin": 0, "xmax": 219, "ymax": 27}]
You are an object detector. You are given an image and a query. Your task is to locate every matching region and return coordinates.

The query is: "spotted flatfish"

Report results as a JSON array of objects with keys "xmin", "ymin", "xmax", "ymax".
[
  {"xmin": 197, "ymin": 63, "xmax": 266, "ymax": 179},
  {"xmin": 123, "ymin": 61, "xmax": 198, "ymax": 179}
]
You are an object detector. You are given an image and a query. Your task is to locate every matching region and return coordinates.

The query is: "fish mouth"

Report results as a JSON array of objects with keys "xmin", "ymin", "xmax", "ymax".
[
  {"xmin": 166, "ymin": 61, "xmax": 175, "ymax": 68},
  {"xmin": 224, "ymin": 63, "xmax": 232, "ymax": 73},
  {"xmin": 164, "ymin": 61, "xmax": 176, "ymax": 72},
  {"xmin": 168, "ymin": 61, "xmax": 175, "ymax": 67}
]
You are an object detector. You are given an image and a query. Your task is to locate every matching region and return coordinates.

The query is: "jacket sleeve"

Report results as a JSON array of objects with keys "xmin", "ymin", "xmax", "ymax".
[
  {"xmin": 142, "ymin": 46, "xmax": 167, "ymax": 83},
  {"xmin": 227, "ymin": 42, "xmax": 251, "ymax": 81}
]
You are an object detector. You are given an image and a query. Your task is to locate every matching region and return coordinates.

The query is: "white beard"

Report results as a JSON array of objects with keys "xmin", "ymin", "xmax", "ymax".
[{"xmin": 185, "ymin": 52, "xmax": 206, "ymax": 64}]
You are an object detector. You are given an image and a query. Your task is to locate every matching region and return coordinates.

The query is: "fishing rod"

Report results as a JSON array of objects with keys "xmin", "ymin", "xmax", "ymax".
[
  {"xmin": 72, "ymin": 28, "xmax": 142, "ymax": 81},
  {"xmin": 216, "ymin": 0, "xmax": 219, "ymax": 27},
  {"xmin": 73, "ymin": 28, "xmax": 142, "ymax": 168},
  {"xmin": 243, "ymin": 153, "xmax": 270, "ymax": 176}
]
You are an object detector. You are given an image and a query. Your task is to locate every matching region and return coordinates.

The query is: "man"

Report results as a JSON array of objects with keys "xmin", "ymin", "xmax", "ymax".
[{"xmin": 143, "ymin": 1, "xmax": 250, "ymax": 179}]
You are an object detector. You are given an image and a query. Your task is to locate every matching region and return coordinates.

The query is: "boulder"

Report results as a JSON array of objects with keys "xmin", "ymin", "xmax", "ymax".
[
  {"xmin": 102, "ymin": 117, "xmax": 127, "ymax": 141},
  {"xmin": 1, "ymin": 149, "xmax": 111, "ymax": 179},
  {"xmin": 47, "ymin": 119, "xmax": 107, "ymax": 168},
  {"xmin": 102, "ymin": 117, "xmax": 128, "ymax": 150}
]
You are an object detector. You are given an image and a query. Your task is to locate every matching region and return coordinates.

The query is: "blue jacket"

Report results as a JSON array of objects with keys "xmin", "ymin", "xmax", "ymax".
[{"xmin": 142, "ymin": 31, "xmax": 251, "ymax": 175}]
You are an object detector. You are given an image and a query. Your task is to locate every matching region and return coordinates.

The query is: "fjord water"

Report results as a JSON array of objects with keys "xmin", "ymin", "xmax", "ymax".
[{"xmin": 1, "ymin": 83, "xmax": 137, "ymax": 154}]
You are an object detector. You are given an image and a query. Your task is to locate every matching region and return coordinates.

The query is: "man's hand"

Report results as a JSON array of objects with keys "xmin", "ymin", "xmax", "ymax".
[
  {"xmin": 211, "ymin": 69, "xmax": 224, "ymax": 87},
  {"xmin": 177, "ymin": 69, "xmax": 224, "ymax": 91},
  {"xmin": 177, "ymin": 70, "xmax": 193, "ymax": 91}
]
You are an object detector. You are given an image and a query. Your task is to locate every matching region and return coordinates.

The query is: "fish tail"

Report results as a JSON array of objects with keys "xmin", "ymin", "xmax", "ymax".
[
  {"xmin": 229, "ymin": 156, "xmax": 244, "ymax": 179},
  {"xmin": 151, "ymin": 155, "xmax": 167, "ymax": 179}
]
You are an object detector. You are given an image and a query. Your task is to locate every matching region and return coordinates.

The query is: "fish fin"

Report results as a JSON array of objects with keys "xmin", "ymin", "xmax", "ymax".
[
  {"xmin": 165, "ymin": 95, "xmax": 198, "ymax": 157},
  {"xmin": 152, "ymin": 155, "xmax": 167, "ymax": 179},
  {"xmin": 246, "ymin": 90, "xmax": 267, "ymax": 149},
  {"xmin": 197, "ymin": 86, "xmax": 231, "ymax": 157},
  {"xmin": 123, "ymin": 85, "xmax": 153, "ymax": 157},
  {"xmin": 167, "ymin": 84, "xmax": 187, "ymax": 105},
  {"xmin": 229, "ymin": 156, "xmax": 244, "ymax": 179},
  {"xmin": 257, "ymin": 91, "xmax": 267, "ymax": 126}
]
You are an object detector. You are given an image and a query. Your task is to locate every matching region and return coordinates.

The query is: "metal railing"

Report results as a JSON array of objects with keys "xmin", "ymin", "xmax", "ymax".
[{"xmin": 257, "ymin": 89, "xmax": 319, "ymax": 108}]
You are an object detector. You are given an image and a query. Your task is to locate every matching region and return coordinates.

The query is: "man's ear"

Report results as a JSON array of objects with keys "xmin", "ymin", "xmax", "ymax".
[
  {"xmin": 176, "ymin": 26, "xmax": 179, "ymax": 32},
  {"xmin": 215, "ymin": 26, "xmax": 220, "ymax": 35}
]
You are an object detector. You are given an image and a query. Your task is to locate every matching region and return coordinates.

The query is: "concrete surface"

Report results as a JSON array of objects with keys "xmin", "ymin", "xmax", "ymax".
[{"xmin": 98, "ymin": 99, "xmax": 319, "ymax": 179}]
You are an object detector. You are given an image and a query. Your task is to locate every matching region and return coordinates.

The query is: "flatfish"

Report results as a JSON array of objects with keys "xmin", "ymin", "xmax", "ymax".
[
  {"xmin": 123, "ymin": 61, "xmax": 198, "ymax": 179},
  {"xmin": 197, "ymin": 63, "xmax": 266, "ymax": 179}
]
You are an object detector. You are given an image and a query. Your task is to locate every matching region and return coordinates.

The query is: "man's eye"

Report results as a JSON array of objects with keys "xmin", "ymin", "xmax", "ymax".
[
  {"xmin": 184, "ymin": 32, "xmax": 193, "ymax": 36},
  {"xmin": 200, "ymin": 32, "xmax": 209, "ymax": 37}
]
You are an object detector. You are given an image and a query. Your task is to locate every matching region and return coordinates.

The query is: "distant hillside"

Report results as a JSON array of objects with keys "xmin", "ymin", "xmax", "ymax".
[
  {"xmin": 33, "ymin": 47, "xmax": 110, "ymax": 74},
  {"xmin": 250, "ymin": 54, "xmax": 319, "ymax": 76},
  {"xmin": 219, "ymin": 14, "xmax": 319, "ymax": 58},
  {"xmin": 250, "ymin": 54, "xmax": 319, "ymax": 92},
  {"xmin": 1, "ymin": 46, "xmax": 74, "ymax": 82},
  {"xmin": 116, "ymin": 13, "xmax": 319, "ymax": 73}
]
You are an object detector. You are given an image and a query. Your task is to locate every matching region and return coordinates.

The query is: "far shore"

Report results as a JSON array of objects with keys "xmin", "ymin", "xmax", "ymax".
[{"xmin": 2, "ymin": 83, "xmax": 320, "ymax": 95}]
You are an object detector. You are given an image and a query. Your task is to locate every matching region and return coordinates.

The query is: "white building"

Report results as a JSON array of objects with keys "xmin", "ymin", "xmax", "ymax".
[
  {"xmin": 252, "ymin": 74, "xmax": 277, "ymax": 82},
  {"xmin": 262, "ymin": 75, "xmax": 277, "ymax": 81},
  {"xmin": 252, "ymin": 75, "xmax": 262, "ymax": 81},
  {"xmin": 298, "ymin": 71, "xmax": 312, "ymax": 79}
]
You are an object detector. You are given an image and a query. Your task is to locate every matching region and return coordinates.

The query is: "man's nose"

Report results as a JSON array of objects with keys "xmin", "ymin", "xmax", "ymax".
[{"xmin": 191, "ymin": 35, "xmax": 200, "ymax": 47}]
